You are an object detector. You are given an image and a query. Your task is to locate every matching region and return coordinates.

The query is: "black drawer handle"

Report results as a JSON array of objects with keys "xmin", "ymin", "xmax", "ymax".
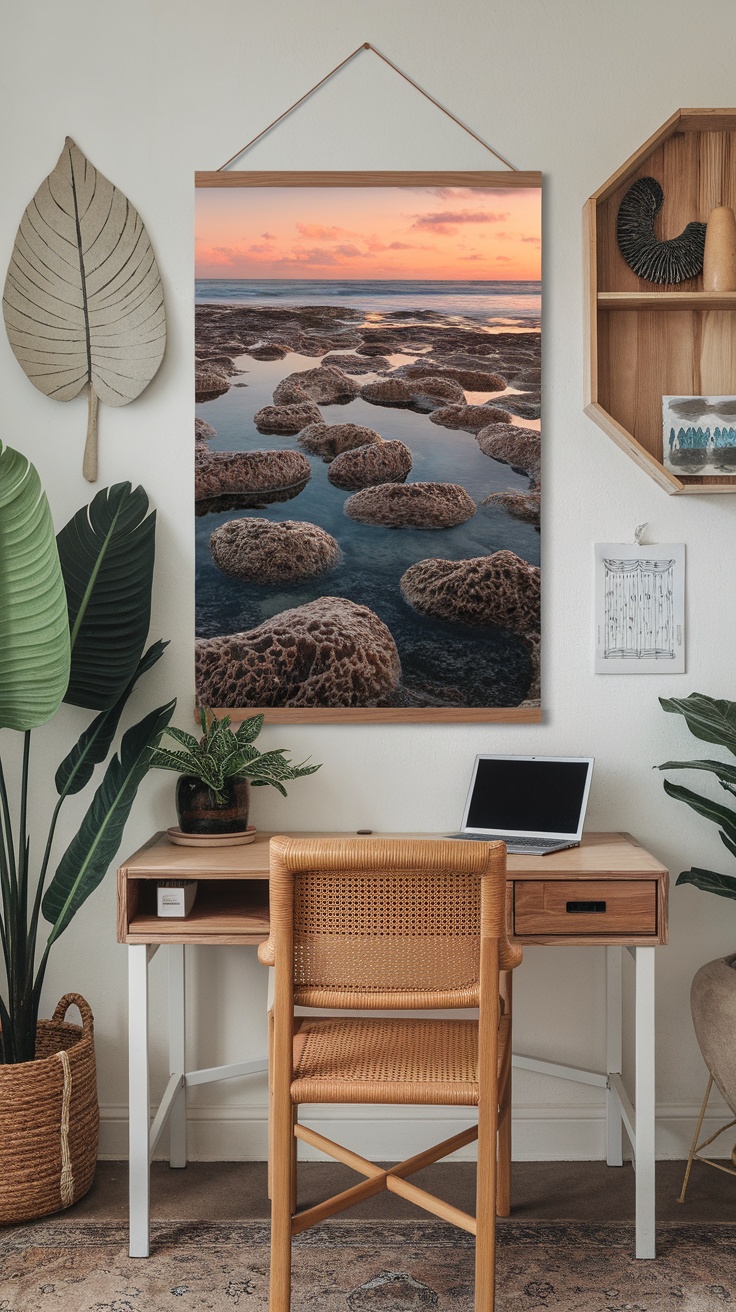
[{"xmin": 566, "ymin": 900, "xmax": 606, "ymax": 914}]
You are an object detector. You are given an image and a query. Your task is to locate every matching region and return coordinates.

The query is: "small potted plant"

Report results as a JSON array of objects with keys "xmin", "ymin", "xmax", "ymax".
[
  {"xmin": 658, "ymin": 692, "xmax": 736, "ymax": 1116},
  {"xmin": 150, "ymin": 708, "xmax": 320, "ymax": 836}
]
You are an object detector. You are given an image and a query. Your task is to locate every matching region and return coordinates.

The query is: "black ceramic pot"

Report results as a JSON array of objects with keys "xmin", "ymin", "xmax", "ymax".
[{"xmin": 176, "ymin": 776, "xmax": 250, "ymax": 835}]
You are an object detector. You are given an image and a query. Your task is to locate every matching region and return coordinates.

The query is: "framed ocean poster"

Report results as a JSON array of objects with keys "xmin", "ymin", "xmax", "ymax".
[{"xmin": 194, "ymin": 171, "xmax": 542, "ymax": 722}]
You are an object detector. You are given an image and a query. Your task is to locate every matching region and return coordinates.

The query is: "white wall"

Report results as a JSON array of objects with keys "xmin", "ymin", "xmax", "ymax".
[{"xmin": 2, "ymin": 0, "xmax": 736, "ymax": 1162}]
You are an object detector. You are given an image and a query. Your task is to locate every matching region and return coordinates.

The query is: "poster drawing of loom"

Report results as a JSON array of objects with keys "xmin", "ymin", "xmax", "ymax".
[{"xmin": 594, "ymin": 544, "xmax": 685, "ymax": 674}]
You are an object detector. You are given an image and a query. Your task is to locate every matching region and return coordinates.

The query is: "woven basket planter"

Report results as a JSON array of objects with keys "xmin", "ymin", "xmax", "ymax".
[{"xmin": 0, "ymin": 993, "xmax": 99, "ymax": 1223}]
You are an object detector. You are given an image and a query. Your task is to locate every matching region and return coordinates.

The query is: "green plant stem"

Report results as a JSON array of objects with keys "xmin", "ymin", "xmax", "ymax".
[
  {"xmin": 0, "ymin": 755, "xmax": 18, "ymax": 900},
  {"xmin": 14, "ymin": 733, "xmax": 31, "ymax": 1002},
  {"xmin": 25, "ymin": 790, "xmax": 66, "ymax": 996},
  {"xmin": 0, "ymin": 777, "xmax": 14, "ymax": 974}
]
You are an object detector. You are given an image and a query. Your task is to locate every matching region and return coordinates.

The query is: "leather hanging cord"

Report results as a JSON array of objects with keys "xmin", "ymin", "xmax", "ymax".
[{"xmin": 218, "ymin": 42, "xmax": 518, "ymax": 172}]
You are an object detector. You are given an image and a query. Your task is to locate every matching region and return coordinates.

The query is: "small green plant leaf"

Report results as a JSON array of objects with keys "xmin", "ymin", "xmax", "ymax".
[
  {"xmin": 164, "ymin": 726, "xmax": 203, "ymax": 754},
  {"xmin": 149, "ymin": 706, "xmax": 321, "ymax": 800},
  {"xmin": 42, "ymin": 699, "xmax": 175, "ymax": 941},
  {"xmin": 235, "ymin": 715, "xmax": 265, "ymax": 745},
  {"xmin": 676, "ymin": 867, "xmax": 736, "ymax": 901},
  {"xmin": 660, "ymin": 694, "xmax": 736, "ymax": 757}
]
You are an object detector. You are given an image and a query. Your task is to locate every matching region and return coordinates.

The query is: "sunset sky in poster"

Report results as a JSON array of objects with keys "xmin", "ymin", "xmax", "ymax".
[{"xmin": 195, "ymin": 186, "xmax": 541, "ymax": 280}]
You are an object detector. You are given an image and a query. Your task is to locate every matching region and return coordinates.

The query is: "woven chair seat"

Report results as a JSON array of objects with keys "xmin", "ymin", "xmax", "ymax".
[{"xmin": 290, "ymin": 1014, "xmax": 511, "ymax": 1106}]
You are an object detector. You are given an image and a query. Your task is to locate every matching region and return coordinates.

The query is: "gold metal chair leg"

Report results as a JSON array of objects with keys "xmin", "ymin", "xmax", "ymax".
[{"xmin": 678, "ymin": 1076, "xmax": 713, "ymax": 1203}]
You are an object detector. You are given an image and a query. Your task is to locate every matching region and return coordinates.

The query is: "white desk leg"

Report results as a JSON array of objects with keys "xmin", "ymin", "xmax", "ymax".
[
  {"xmin": 635, "ymin": 946, "xmax": 656, "ymax": 1259},
  {"xmin": 606, "ymin": 946, "xmax": 623, "ymax": 1166},
  {"xmin": 129, "ymin": 944, "xmax": 151, "ymax": 1258},
  {"xmin": 168, "ymin": 944, "xmax": 187, "ymax": 1169}
]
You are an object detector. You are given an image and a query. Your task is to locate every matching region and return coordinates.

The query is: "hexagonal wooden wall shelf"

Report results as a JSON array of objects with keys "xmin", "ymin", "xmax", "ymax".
[{"xmin": 584, "ymin": 108, "xmax": 736, "ymax": 494}]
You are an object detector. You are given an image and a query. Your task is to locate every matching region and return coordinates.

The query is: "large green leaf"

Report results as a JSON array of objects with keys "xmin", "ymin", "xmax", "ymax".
[
  {"xmin": 42, "ymin": 698, "xmax": 175, "ymax": 941},
  {"xmin": 676, "ymin": 867, "xmax": 736, "ymax": 901},
  {"xmin": 662, "ymin": 779, "xmax": 736, "ymax": 846},
  {"xmin": 0, "ymin": 442, "xmax": 70, "ymax": 729},
  {"xmin": 57, "ymin": 482, "xmax": 155, "ymax": 709},
  {"xmin": 660, "ymin": 694, "xmax": 736, "ymax": 756},
  {"xmin": 657, "ymin": 758, "xmax": 736, "ymax": 788},
  {"xmin": 54, "ymin": 640, "xmax": 168, "ymax": 796}
]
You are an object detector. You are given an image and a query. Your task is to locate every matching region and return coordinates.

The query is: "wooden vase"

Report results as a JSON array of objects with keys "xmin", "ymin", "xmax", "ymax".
[{"xmin": 703, "ymin": 206, "xmax": 736, "ymax": 291}]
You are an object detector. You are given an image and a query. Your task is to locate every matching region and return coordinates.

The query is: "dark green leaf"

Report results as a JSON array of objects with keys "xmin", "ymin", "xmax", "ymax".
[
  {"xmin": 657, "ymin": 758, "xmax": 736, "ymax": 787},
  {"xmin": 676, "ymin": 867, "xmax": 736, "ymax": 901},
  {"xmin": 662, "ymin": 779, "xmax": 736, "ymax": 845},
  {"xmin": 57, "ymin": 482, "xmax": 155, "ymax": 710},
  {"xmin": 42, "ymin": 699, "xmax": 175, "ymax": 940},
  {"xmin": 721, "ymin": 831, "xmax": 736, "ymax": 862},
  {"xmin": 660, "ymin": 694, "xmax": 736, "ymax": 757},
  {"xmin": 55, "ymin": 640, "xmax": 167, "ymax": 796}
]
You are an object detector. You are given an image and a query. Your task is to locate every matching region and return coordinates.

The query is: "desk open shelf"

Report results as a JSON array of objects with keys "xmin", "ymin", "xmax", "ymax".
[{"xmin": 117, "ymin": 835, "xmax": 271, "ymax": 945}]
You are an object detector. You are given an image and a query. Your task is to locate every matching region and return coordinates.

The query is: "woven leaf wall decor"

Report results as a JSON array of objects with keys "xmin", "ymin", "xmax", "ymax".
[{"xmin": 2, "ymin": 138, "xmax": 166, "ymax": 482}]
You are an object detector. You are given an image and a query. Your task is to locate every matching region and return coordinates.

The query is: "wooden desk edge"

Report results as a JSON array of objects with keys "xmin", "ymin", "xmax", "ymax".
[{"xmin": 117, "ymin": 831, "xmax": 669, "ymax": 947}]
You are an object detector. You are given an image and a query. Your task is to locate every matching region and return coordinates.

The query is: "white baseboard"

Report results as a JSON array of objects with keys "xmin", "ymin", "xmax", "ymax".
[{"xmin": 98, "ymin": 1100, "xmax": 735, "ymax": 1162}]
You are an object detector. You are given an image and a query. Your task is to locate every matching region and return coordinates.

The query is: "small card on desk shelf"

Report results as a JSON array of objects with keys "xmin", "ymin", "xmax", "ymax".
[{"xmin": 157, "ymin": 880, "xmax": 198, "ymax": 918}]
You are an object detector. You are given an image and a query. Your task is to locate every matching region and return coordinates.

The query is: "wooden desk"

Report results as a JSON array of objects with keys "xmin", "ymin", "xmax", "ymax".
[{"xmin": 118, "ymin": 832, "xmax": 667, "ymax": 1259}]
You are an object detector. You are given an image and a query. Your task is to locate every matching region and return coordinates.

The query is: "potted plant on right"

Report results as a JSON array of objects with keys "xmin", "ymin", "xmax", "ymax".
[
  {"xmin": 658, "ymin": 692, "xmax": 736, "ymax": 1115},
  {"xmin": 150, "ymin": 708, "xmax": 320, "ymax": 837}
]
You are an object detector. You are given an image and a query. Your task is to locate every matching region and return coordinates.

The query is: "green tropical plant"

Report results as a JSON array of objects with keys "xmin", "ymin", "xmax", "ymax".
[
  {"xmin": 0, "ymin": 442, "xmax": 175, "ymax": 1063},
  {"xmin": 150, "ymin": 708, "xmax": 319, "ymax": 804},
  {"xmin": 658, "ymin": 692, "xmax": 736, "ymax": 904}
]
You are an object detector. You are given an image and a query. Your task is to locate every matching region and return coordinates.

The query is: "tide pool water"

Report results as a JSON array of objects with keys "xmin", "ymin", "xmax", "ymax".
[{"xmin": 195, "ymin": 298, "xmax": 541, "ymax": 708}]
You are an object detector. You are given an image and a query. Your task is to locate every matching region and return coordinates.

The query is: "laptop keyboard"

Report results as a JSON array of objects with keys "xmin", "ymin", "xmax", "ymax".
[{"xmin": 447, "ymin": 833, "xmax": 572, "ymax": 850}]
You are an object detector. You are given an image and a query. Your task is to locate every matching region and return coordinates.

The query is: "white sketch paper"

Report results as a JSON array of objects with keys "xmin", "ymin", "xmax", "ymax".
[{"xmin": 594, "ymin": 543, "xmax": 685, "ymax": 674}]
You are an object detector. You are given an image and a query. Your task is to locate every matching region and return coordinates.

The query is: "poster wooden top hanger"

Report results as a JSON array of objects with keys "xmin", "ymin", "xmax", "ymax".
[{"xmin": 195, "ymin": 42, "xmax": 540, "ymax": 188}]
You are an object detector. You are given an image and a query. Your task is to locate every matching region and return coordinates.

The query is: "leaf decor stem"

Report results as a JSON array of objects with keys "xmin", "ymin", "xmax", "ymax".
[{"xmin": 2, "ymin": 138, "xmax": 166, "ymax": 482}]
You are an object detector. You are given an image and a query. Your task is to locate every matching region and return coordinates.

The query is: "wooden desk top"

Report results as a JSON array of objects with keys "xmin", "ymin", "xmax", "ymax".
[
  {"xmin": 117, "ymin": 833, "xmax": 668, "ymax": 948},
  {"xmin": 119, "ymin": 831, "xmax": 667, "ymax": 880}
]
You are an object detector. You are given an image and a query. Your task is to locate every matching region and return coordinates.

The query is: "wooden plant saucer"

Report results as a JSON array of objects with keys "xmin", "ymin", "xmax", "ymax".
[{"xmin": 166, "ymin": 825, "xmax": 257, "ymax": 848}]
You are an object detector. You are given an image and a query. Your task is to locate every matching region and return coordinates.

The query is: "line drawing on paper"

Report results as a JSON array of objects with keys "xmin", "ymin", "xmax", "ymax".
[
  {"xmin": 594, "ymin": 543, "xmax": 685, "ymax": 675},
  {"xmin": 603, "ymin": 557, "xmax": 675, "ymax": 660}
]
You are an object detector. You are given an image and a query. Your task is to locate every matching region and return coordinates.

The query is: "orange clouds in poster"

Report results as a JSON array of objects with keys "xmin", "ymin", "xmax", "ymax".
[{"xmin": 195, "ymin": 185, "xmax": 541, "ymax": 282}]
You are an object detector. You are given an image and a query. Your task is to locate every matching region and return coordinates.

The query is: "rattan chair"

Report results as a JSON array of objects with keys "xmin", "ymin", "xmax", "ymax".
[{"xmin": 258, "ymin": 835, "xmax": 522, "ymax": 1312}]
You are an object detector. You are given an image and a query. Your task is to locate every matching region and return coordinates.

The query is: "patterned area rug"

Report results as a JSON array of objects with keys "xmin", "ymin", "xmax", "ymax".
[{"xmin": 1, "ymin": 1219, "xmax": 735, "ymax": 1311}]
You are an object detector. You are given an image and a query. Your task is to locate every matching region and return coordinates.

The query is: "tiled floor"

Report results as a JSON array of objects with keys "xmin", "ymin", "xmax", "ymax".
[{"xmin": 64, "ymin": 1159, "xmax": 736, "ymax": 1225}]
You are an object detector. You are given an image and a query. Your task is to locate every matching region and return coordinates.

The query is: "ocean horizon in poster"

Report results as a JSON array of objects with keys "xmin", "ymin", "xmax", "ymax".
[{"xmin": 194, "ymin": 180, "xmax": 541, "ymax": 718}]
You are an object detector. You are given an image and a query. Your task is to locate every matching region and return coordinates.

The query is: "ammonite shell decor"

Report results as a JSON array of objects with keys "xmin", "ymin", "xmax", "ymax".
[{"xmin": 617, "ymin": 177, "xmax": 706, "ymax": 283}]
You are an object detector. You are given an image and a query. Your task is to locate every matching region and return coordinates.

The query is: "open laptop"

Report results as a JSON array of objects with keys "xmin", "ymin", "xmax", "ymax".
[{"xmin": 447, "ymin": 755, "xmax": 594, "ymax": 855}]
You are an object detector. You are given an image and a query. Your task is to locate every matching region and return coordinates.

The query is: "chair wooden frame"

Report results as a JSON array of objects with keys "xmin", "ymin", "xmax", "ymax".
[{"xmin": 259, "ymin": 835, "xmax": 522, "ymax": 1312}]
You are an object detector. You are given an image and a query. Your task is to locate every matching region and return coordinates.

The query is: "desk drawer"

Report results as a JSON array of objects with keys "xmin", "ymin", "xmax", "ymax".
[{"xmin": 514, "ymin": 880, "xmax": 657, "ymax": 937}]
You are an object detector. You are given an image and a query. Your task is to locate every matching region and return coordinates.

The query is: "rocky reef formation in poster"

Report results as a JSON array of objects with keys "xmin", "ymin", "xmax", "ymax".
[{"xmin": 194, "ymin": 183, "xmax": 541, "ymax": 713}]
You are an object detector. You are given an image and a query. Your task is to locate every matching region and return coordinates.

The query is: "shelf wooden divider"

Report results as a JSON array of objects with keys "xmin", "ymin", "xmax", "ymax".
[{"xmin": 584, "ymin": 107, "xmax": 736, "ymax": 494}]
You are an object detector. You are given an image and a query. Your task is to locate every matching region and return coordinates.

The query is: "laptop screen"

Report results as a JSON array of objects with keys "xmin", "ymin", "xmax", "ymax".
[{"xmin": 465, "ymin": 757, "xmax": 592, "ymax": 837}]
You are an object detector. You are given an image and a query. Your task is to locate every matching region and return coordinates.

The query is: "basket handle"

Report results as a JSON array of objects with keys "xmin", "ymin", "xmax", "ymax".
[{"xmin": 52, "ymin": 993, "xmax": 94, "ymax": 1033}]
